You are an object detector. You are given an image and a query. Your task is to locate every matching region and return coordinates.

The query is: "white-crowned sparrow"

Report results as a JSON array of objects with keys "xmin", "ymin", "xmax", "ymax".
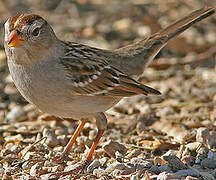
[{"xmin": 4, "ymin": 7, "xmax": 215, "ymax": 177}]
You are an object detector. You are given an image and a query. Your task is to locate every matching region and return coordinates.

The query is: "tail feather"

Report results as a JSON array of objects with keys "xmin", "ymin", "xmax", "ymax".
[
  {"xmin": 141, "ymin": 7, "xmax": 216, "ymax": 68},
  {"xmin": 159, "ymin": 7, "xmax": 215, "ymax": 41},
  {"xmin": 114, "ymin": 7, "xmax": 215, "ymax": 76}
]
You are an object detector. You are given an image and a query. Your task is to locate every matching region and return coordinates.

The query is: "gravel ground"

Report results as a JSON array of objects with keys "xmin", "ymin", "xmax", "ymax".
[{"xmin": 0, "ymin": 0, "xmax": 215, "ymax": 179}]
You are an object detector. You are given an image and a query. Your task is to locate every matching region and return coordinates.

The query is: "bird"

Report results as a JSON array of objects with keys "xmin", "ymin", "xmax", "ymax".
[{"xmin": 4, "ymin": 7, "xmax": 215, "ymax": 177}]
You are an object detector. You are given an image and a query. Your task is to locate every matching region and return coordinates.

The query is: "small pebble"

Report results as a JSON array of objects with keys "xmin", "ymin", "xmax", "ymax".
[
  {"xmin": 185, "ymin": 142, "xmax": 202, "ymax": 151},
  {"xmin": 195, "ymin": 158, "xmax": 201, "ymax": 164},
  {"xmin": 42, "ymin": 128, "xmax": 59, "ymax": 147},
  {"xmin": 130, "ymin": 157, "xmax": 152, "ymax": 169},
  {"xmin": 208, "ymin": 131, "xmax": 216, "ymax": 148},
  {"xmin": 105, "ymin": 162, "xmax": 126, "ymax": 173},
  {"xmin": 196, "ymin": 146, "xmax": 209, "ymax": 160},
  {"xmin": 149, "ymin": 165, "xmax": 161, "ymax": 174},
  {"xmin": 163, "ymin": 155, "xmax": 187, "ymax": 171},
  {"xmin": 207, "ymin": 151, "xmax": 214, "ymax": 159},
  {"xmin": 89, "ymin": 129, "xmax": 97, "ymax": 140},
  {"xmin": 130, "ymin": 174, "xmax": 139, "ymax": 180},
  {"xmin": 52, "ymin": 145, "xmax": 64, "ymax": 152},
  {"xmin": 57, "ymin": 135, "xmax": 68, "ymax": 146},
  {"xmin": 158, "ymin": 164, "xmax": 170, "ymax": 172},
  {"xmin": 113, "ymin": 18, "xmax": 131, "ymax": 32},
  {"xmin": 157, "ymin": 172, "xmax": 180, "ymax": 180},
  {"xmin": 196, "ymin": 127, "xmax": 209, "ymax": 144},
  {"xmin": 136, "ymin": 25, "xmax": 151, "ymax": 37},
  {"xmin": 10, "ymin": 144, "xmax": 21, "ymax": 153},
  {"xmin": 30, "ymin": 163, "xmax": 41, "ymax": 177},
  {"xmin": 200, "ymin": 158, "xmax": 216, "ymax": 169},
  {"xmin": 156, "ymin": 107, "xmax": 175, "ymax": 117},
  {"xmin": 162, "ymin": 150, "xmax": 177, "ymax": 157},
  {"xmin": 87, "ymin": 159, "xmax": 101, "ymax": 173},
  {"xmin": 6, "ymin": 105, "xmax": 26, "ymax": 122},
  {"xmin": 0, "ymin": 50, "xmax": 6, "ymax": 68},
  {"xmin": 185, "ymin": 176, "xmax": 199, "ymax": 180},
  {"xmin": 99, "ymin": 157, "xmax": 108, "ymax": 166},
  {"xmin": 4, "ymin": 142, "xmax": 13, "ymax": 151},
  {"xmin": 44, "ymin": 160, "xmax": 56, "ymax": 167},
  {"xmin": 103, "ymin": 140, "xmax": 127, "ymax": 158},
  {"xmin": 175, "ymin": 169, "xmax": 199, "ymax": 177},
  {"xmin": 5, "ymin": 134, "xmax": 23, "ymax": 142},
  {"xmin": 93, "ymin": 168, "xmax": 107, "ymax": 177}
]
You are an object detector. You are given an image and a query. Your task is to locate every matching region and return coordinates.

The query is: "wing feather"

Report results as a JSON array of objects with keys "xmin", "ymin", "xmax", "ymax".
[{"xmin": 60, "ymin": 43, "xmax": 161, "ymax": 97}]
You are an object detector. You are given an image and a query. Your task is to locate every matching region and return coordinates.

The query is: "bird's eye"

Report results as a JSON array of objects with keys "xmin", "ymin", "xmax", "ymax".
[{"xmin": 32, "ymin": 27, "xmax": 40, "ymax": 36}]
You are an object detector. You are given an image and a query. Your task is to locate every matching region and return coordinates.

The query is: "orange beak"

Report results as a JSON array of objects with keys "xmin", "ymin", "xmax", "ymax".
[{"xmin": 8, "ymin": 30, "xmax": 24, "ymax": 47}]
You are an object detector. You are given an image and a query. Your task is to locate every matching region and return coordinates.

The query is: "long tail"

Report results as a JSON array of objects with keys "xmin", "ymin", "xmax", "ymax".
[{"xmin": 113, "ymin": 7, "xmax": 215, "ymax": 76}]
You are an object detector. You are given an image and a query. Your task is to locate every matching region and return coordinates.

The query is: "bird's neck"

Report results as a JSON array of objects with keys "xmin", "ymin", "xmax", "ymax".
[{"xmin": 8, "ymin": 39, "xmax": 63, "ymax": 65}]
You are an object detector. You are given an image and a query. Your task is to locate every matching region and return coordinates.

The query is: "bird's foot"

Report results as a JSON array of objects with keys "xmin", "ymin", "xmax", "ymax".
[
  {"xmin": 51, "ymin": 153, "xmax": 73, "ymax": 164},
  {"xmin": 48, "ymin": 159, "xmax": 92, "ymax": 179}
]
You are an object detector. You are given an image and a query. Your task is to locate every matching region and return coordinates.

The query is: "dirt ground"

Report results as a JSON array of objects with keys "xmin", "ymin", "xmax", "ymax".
[{"xmin": 0, "ymin": 0, "xmax": 215, "ymax": 179}]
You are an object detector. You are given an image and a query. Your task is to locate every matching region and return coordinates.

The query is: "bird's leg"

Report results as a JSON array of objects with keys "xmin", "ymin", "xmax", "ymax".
[
  {"xmin": 85, "ymin": 112, "xmax": 107, "ymax": 163},
  {"xmin": 50, "ymin": 113, "xmax": 107, "ymax": 178},
  {"xmin": 64, "ymin": 112, "xmax": 106, "ymax": 172},
  {"xmin": 63, "ymin": 120, "xmax": 87, "ymax": 155},
  {"xmin": 53, "ymin": 120, "xmax": 87, "ymax": 163}
]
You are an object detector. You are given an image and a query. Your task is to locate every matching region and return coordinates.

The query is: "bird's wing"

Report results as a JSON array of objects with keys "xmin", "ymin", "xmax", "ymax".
[{"xmin": 60, "ymin": 43, "xmax": 160, "ymax": 97}]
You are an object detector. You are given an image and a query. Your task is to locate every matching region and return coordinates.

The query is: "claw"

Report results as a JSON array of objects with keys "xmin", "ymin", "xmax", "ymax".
[
  {"xmin": 48, "ymin": 159, "xmax": 92, "ymax": 179},
  {"xmin": 52, "ymin": 153, "xmax": 73, "ymax": 164}
]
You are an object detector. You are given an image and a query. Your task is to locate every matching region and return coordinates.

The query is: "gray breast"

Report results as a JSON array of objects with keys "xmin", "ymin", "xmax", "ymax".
[
  {"xmin": 8, "ymin": 57, "xmax": 70, "ymax": 107},
  {"xmin": 7, "ymin": 56, "xmax": 122, "ymax": 119}
]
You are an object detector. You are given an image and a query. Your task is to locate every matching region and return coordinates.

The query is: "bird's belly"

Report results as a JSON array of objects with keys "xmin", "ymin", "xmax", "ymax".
[
  {"xmin": 36, "ymin": 95, "xmax": 121, "ymax": 119},
  {"xmin": 8, "ymin": 60, "xmax": 121, "ymax": 119}
]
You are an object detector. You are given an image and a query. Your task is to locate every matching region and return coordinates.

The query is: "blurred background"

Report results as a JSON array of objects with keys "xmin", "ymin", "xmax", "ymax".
[{"xmin": 0, "ymin": 0, "xmax": 215, "ymax": 179}]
